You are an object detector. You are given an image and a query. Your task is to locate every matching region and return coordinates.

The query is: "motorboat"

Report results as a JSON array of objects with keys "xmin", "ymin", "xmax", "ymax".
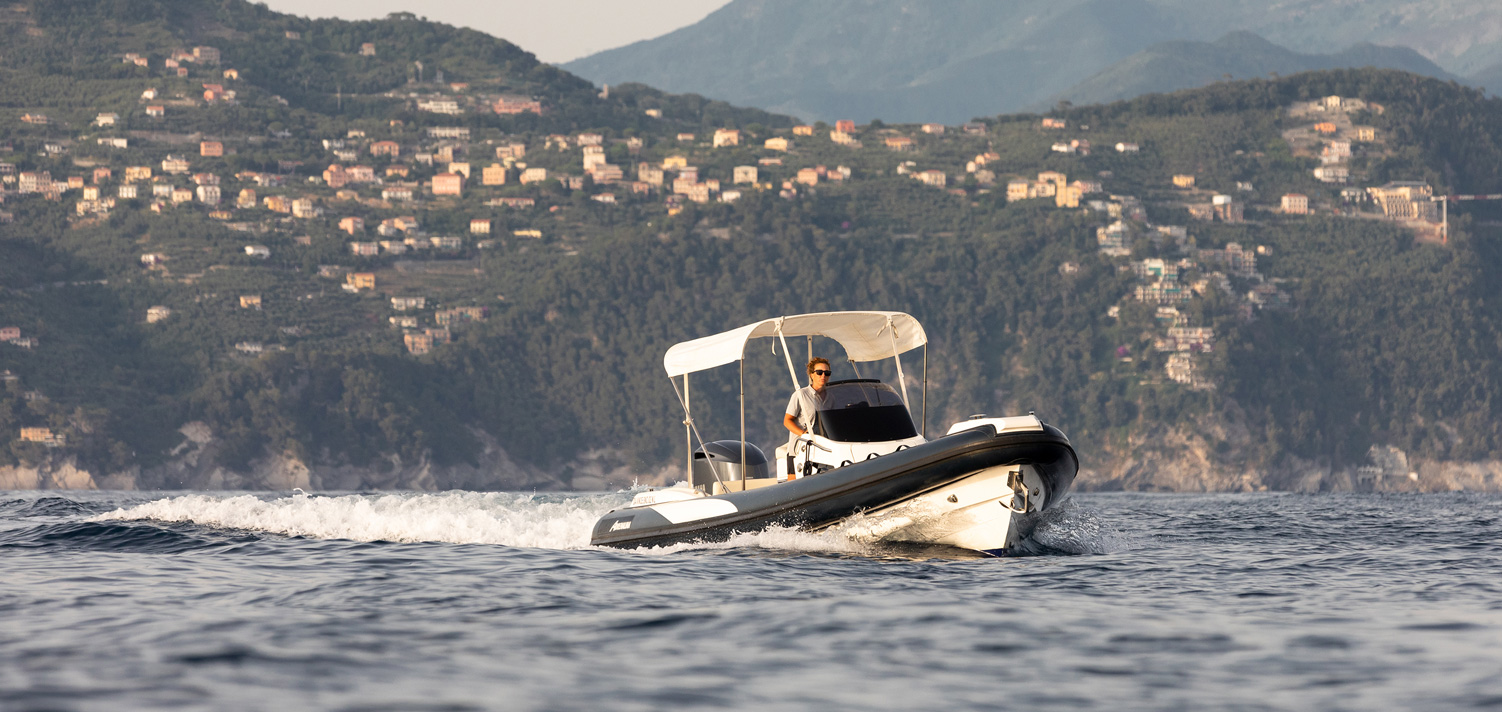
[{"xmin": 589, "ymin": 311, "xmax": 1078, "ymax": 556}]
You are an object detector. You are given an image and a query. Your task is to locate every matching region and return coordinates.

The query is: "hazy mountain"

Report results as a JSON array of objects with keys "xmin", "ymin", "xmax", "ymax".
[
  {"xmin": 1470, "ymin": 61, "xmax": 1502, "ymax": 95},
  {"xmin": 1047, "ymin": 32, "xmax": 1462, "ymax": 109},
  {"xmin": 564, "ymin": 0, "xmax": 1502, "ymax": 123},
  {"xmin": 564, "ymin": 0, "xmax": 1188, "ymax": 124}
]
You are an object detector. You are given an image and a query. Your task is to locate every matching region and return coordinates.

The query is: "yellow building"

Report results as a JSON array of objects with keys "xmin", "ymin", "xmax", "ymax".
[
  {"xmin": 404, "ymin": 332, "xmax": 433, "ymax": 356},
  {"xmin": 1172, "ymin": 174, "xmax": 1196, "ymax": 189},
  {"xmin": 1056, "ymin": 184, "xmax": 1081, "ymax": 208}
]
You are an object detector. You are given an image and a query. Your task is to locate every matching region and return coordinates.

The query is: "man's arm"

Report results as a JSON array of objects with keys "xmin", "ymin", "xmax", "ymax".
[{"xmin": 783, "ymin": 413, "xmax": 804, "ymax": 436}]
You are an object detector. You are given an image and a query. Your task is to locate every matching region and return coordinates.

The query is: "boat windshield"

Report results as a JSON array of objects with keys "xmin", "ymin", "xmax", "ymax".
[{"xmin": 814, "ymin": 380, "xmax": 918, "ymax": 443}]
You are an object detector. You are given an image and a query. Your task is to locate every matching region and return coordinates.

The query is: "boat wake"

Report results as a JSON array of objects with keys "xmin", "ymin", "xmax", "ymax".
[
  {"xmin": 91, "ymin": 491, "xmax": 1125, "ymax": 557},
  {"xmin": 95, "ymin": 491, "xmax": 620, "ymax": 550}
]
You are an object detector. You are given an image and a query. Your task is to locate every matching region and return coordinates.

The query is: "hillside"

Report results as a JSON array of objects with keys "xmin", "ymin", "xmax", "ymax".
[
  {"xmin": 1047, "ymin": 32, "xmax": 1460, "ymax": 109},
  {"xmin": 0, "ymin": 1, "xmax": 790, "ymax": 133},
  {"xmin": 563, "ymin": 0, "xmax": 1502, "ymax": 123},
  {"xmin": 5, "ymin": 0, "xmax": 1502, "ymax": 493}
]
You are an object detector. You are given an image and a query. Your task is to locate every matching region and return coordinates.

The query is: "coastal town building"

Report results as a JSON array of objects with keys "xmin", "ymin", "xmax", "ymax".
[
  {"xmin": 885, "ymin": 136, "xmax": 914, "ymax": 151},
  {"xmin": 346, "ymin": 273, "xmax": 375, "ymax": 290},
  {"xmin": 713, "ymin": 129, "xmax": 741, "ymax": 147},
  {"xmin": 19, "ymin": 427, "xmax": 63, "ymax": 446},
  {"xmin": 1367, "ymin": 182, "xmax": 1437, "ymax": 221},
  {"xmin": 1313, "ymin": 165, "xmax": 1350, "ymax": 183},
  {"xmin": 431, "ymin": 173, "xmax": 463, "ymax": 196},
  {"xmin": 493, "ymin": 96, "xmax": 542, "ymax": 115}
]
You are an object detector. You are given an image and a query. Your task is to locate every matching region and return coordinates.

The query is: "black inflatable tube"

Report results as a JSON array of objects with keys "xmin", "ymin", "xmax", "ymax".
[{"xmin": 590, "ymin": 424, "xmax": 1078, "ymax": 549}]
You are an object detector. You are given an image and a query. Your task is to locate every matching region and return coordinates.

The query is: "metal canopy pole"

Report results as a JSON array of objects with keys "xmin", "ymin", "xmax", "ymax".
[
  {"xmin": 775, "ymin": 321, "xmax": 800, "ymax": 390},
  {"xmin": 922, "ymin": 344, "xmax": 928, "ymax": 438},
  {"xmin": 887, "ymin": 318, "xmax": 910, "ymax": 406},
  {"xmin": 739, "ymin": 356, "xmax": 746, "ymax": 493},
  {"xmin": 684, "ymin": 373, "xmax": 692, "ymax": 486}
]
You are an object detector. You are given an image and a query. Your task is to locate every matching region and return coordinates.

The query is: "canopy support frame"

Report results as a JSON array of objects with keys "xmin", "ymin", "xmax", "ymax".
[
  {"xmin": 671, "ymin": 373, "xmax": 728, "ymax": 492},
  {"xmin": 665, "ymin": 312, "xmax": 932, "ymax": 488}
]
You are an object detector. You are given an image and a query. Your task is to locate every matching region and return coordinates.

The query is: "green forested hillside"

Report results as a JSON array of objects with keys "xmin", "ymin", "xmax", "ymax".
[{"xmin": 3, "ymin": 0, "xmax": 1502, "ymax": 488}]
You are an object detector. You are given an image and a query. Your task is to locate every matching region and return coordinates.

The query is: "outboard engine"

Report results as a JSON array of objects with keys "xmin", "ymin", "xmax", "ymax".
[{"xmin": 691, "ymin": 440, "xmax": 769, "ymax": 491}]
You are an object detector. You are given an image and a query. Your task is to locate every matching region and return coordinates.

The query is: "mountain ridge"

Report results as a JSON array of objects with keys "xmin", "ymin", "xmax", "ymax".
[
  {"xmin": 1044, "ymin": 31, "xmax": 1462, "ymax": 110},
  {"xmin": 564, "ymin": 0, "xmax": 1502, "ymax": 123}
]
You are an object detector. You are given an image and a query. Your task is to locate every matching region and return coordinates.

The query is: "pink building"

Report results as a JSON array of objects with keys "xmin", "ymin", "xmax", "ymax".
[{"xmin": 431, "ymin": 173, "xmax": 463, "ymax": 196}]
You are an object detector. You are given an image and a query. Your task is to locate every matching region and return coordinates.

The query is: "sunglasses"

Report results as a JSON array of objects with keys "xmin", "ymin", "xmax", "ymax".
[{"xmin": 811, "ymin": 369, "xmax": 831, "ymax": 376}]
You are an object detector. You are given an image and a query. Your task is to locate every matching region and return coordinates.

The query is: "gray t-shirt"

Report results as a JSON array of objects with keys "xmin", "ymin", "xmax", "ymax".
[{"xmin": 785, "ymin": 385, "xmax": 828, "ymax": 448}]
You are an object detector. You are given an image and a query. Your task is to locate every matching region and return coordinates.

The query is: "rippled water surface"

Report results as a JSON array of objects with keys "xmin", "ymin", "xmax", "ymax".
[{"xmin": 2, "ymin": 490, "xmax": 1500, "ymax": 711}]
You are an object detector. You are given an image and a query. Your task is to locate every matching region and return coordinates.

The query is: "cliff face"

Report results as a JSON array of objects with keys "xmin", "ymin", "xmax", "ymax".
[
  {"xmin": 1076, "ymin": 415, "xmax": 1502, "ymax": 493},
  {"xmin": 2, "ymin": 421, "xmax": 1499, "ymax": 494},
  {"xmin": 0, "ymin": 423, "xmax": 567, "ymax": 493}
]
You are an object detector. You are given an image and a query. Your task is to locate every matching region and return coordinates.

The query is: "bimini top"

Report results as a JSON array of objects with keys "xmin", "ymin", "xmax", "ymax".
[{"xmin": 663, "ymin": 311, "xmax": 927, "ymax": 378}]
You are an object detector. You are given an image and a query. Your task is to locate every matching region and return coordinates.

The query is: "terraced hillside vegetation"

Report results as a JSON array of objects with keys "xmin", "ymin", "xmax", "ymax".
[{"xmin": 4, "ymin": 0, "xmax": 1502, "ymax": 492}]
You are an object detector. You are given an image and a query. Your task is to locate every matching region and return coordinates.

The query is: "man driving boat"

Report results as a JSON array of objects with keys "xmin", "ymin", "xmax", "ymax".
[{"xmin": 784, "ymin": 357, "xmax": 832, "ymax": 450}]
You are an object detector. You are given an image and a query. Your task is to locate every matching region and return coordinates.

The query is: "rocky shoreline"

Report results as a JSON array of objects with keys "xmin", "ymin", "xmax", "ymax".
[{"xmin": 2, "ymin": 422, "xmax": 1499, "ymax": 494}]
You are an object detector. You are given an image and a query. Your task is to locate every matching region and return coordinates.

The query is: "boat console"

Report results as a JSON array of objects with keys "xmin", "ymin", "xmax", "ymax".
[{"xmin": 776, "ymin": 379, "xmax": 926, "ymax": 480}]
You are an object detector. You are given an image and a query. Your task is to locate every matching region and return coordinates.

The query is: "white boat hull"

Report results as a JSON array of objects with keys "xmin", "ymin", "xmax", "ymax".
[{"xmin": 833, "ymin": 464, "xmax": 1048, "ymax": 555}]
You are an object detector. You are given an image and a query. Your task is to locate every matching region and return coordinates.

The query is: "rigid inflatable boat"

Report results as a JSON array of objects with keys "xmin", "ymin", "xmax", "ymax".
[{"xmin": 590, "ymin": 311, "xmax": 1078, "ymax": 556}]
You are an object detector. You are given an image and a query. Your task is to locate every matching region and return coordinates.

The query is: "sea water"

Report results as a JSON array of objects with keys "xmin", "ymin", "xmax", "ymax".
[{"xmin": 1, "ymin": 490, "xmax": 1500, "ymax": 711}]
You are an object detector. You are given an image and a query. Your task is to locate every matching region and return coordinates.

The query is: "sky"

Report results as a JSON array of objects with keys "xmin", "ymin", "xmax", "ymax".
[{"xmin": 257, "ymin": 0, "xmax": 733, "ymax": 64}]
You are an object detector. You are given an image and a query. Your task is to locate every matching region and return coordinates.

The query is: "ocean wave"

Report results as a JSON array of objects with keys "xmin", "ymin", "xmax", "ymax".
[
  {"xmin": 0, "ymin": 496, "xmax": 102, "ymax": 519},
  {"xmin": 0, "ymin": 520, "xmax": 223, "ymax": 553}
]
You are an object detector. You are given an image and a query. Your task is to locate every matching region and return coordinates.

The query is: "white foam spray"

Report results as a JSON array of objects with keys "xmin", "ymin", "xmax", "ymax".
[
  {"xmin": 94, "ymin": 491, "xmax": 1128, "ymax": 557},
  {"xmin": 1024, "ymin": 498, "xmax": 1134, "ymax": 554},
  {"xmin": 93, "ymin": 491, "xmax": 864, "ymax": 555},
  {"xmin": 96, "ymin": 492, "xmax": 621, "ymax": 550}
]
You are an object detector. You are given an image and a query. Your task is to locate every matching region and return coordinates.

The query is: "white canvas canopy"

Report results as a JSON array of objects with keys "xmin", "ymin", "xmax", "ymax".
[
  {"xmin": 663, "ymin": 311, "xmax": 930, "ymax": 488},
  {"xmin": 663, "ymin": 311, "xmax": 927, "ymax": 378}
]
